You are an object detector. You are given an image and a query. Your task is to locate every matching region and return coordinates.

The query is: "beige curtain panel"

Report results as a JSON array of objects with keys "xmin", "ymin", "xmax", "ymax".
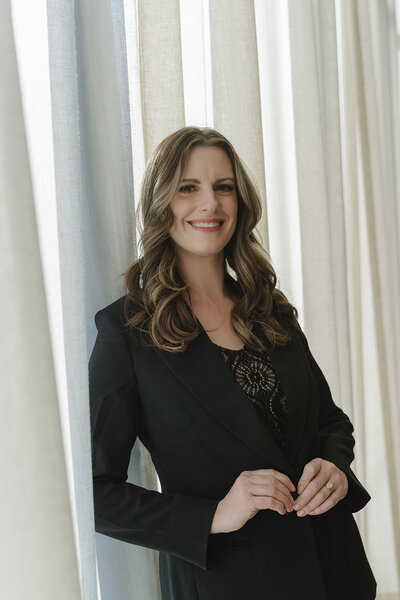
[{"xmin": 1, "ymin": 0, "xmax": 399, "ymax": 598}]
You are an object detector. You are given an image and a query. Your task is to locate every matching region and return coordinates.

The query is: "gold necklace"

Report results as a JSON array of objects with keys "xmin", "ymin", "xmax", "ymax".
[
  {"xmin": 186, "ymin": 286, "xmax": 235, "ymax": 332},
  {"xmin": 203, "ymin": 314, "xmax": 227, "ymax": 333},
  {"xmin": 186, "ymin": 294, "xmax": 229, "ymax": 332}
]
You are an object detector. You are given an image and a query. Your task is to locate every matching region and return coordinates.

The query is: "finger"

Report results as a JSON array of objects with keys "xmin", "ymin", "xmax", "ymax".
[
  {"xmin": 250, "ymin": 476, "xmax": 295, "ymax": 499},
  {"xmin": 297, "ymin": 459, "xmax": 322, "ymax": 494},
  {"xmin": 293, "ymin": 472, "xmax": 329, "ymax": 512},
  {"xmin": 305, "ymin": 490, "xmax": 341, "ymax": 516},
  {"xmin": 254, "ymin": 496, "xmax": 288, "ymax": 516},
  {"xmin": 274, "ymin": 471, "xmax": 296, "ymax": 493},
  {"xmin": 300, "ymin": 472, "xmax": 348, "ymax": 516},
  {"xmin": 251, "ymin": 478, "xmax": 296, "ymax": 506},
  {"xmin": 252, "ymin": 469, "xmax": 296, "ymax": 493},
  {"xmin": 296, "ymin": 485, "xmax": 339, "ymax": 516},
  {"xmin": 240, "ymin": 472, "xmax": 294, "ymax": 507},
  {"xmin": 295, "ymin": 459, "xmax": 337, "ymax": 508},
  {"xmin": 251, "ymin": 484, "xmax": 295, "ymax": 511}
]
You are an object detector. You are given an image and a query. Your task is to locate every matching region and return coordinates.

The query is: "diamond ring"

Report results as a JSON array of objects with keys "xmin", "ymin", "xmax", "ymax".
[{"xmin": 326, "ymin": 481, "xmax": 333, "ymax": 490}]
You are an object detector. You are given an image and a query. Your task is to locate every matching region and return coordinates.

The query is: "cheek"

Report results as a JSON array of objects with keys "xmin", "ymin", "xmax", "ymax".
[
  {"xmin": 168, "ymin": 201, "xmax": 182, "ymax": 234},
  {"xmin": 169, "ymin": 199, "xmax": 186, "ymax": 221},
  {"xmin": 169, "ymin": 217, "xmax": 182, "ymax": 237}
]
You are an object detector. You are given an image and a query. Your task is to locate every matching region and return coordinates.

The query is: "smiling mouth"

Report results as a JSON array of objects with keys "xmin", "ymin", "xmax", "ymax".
[{"xmin": 188, "ymin": 220, "xmax": 225, "ymax": 229}]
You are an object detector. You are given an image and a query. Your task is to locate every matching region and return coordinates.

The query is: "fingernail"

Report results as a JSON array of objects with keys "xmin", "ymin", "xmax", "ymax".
[
  {"xmin": 297, "ymin": 510, "xmax": 305, "ymax": 517},
  {"xmin": 293, "ymin": 504, "xmax": 299, "ymax": 510},
  {"xmin": 298, "ymin": 486, "xmax": 304, "ymax": 494}
]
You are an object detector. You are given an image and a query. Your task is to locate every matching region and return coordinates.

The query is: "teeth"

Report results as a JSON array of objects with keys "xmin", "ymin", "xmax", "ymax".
[{"xmin": 190, "ymin": 221, "xmax": 223, "ymax": 228}]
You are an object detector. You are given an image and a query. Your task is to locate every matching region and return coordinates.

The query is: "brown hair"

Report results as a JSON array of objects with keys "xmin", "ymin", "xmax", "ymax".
[{"xmin": 122, "ymin": 126, "xmax": 300, "ymax": 352}]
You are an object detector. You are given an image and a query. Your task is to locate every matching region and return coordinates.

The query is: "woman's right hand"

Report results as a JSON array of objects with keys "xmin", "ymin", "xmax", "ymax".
[{"xmin": 210, "ymin": 469, "xmax": 296, "ymax": 534}]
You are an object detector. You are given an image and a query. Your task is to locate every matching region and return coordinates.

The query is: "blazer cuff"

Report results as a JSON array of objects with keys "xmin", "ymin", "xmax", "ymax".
[
  {"xmin": 320, "ymin": 454, "xmax": 371, "ymax": 513},
  {"xmin": 170, "ymin": 493, "xmax": 220, "ymax": 570}
]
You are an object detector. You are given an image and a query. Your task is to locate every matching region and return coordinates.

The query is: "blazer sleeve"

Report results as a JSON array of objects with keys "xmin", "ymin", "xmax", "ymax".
[
  {"xmin": 293, "ymin": 323, "xmax": 371, "ymax": 513},
  {"xmin": 89, "ymin": 308, "xmax": 219, "ymax": 570}
]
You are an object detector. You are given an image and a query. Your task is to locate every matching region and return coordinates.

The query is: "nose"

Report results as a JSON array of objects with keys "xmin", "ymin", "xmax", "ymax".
[{"xmin": 199, "ymin": 187, "xmax": 220, "ymax": 212}]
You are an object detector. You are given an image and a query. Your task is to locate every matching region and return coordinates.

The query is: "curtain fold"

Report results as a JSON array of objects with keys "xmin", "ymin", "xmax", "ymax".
[
  {"xmin": 75, "ymin": 1, "xmax": 162, "ymax": 598},
  {"xmin": 0, "ymin": 1, "xmax": 81, "ymax": 598},
  {"xmin": 46, "ymin": 1, "xmax": 97, "ymax": 596},
  {"xmin": 336, "ymin": 0, "xmax": 400, "ymax": 591},
  {"xmin": 137, "ymin": 0, "xmax": 185, "ymax": 161}
]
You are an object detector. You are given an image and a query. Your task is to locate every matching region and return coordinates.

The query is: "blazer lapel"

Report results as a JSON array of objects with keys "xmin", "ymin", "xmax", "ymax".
[{"xmin": 152, "ymin": 316, "xmax": 310, "ymax": 480}]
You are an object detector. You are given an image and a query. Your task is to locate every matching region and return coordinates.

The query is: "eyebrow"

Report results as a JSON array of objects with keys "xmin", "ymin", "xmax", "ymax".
[{"xmin": 180, "ymin": 177, "xmax": 235, "ymax": 184}]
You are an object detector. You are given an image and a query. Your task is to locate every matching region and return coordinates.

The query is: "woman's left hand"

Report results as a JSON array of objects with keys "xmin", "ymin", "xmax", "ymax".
[{"xmin": 293, "ymin": 458, "xmax": 349, "ymax": 516}]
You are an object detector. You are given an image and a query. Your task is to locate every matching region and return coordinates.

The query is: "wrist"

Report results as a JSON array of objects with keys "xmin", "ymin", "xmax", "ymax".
[{"xmin": 209, "ymin": 501, "xmax": 223, "ymax": 534}]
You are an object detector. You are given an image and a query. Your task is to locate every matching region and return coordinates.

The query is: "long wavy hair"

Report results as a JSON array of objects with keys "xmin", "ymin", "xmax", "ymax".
[{"xmin": 122, "ymin": 126, "xmax": 300, "ymax": 352}]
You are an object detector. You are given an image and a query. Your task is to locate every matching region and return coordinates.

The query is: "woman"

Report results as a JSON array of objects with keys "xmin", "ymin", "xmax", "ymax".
[{"xmin": 89, "ymin": 126, "xmax": 377, "ymax": 599}]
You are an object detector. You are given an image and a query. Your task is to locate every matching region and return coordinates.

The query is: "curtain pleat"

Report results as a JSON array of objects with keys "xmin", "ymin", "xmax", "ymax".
[
  {"xmin": 74, "ymin": 1, "xmax": 162, "ymax": 598},
  {"xmin": 0, "ymin": 1, "xmax": 81, "ymax": 598},
  {"xmin": 337, "ymin": 0, "xmax": 400, "ymax": 590},
  {"xmin": 137, "ymin": 0, "xmax": 185, "ymax": 161},
  {"xmin": 46, "ymin": 2, "xmax": 98, "ymax": 596}
]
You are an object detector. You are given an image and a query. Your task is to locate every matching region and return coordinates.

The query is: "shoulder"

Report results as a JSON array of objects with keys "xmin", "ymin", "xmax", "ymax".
[
  {"xmin": 95, "ymin": 295, "xmax": 125, "ymax": 323},
  {"xmin": 272, "ymin": 311, "xmax": 304, "ymax": 346},
  {"xmin": 95, "ymin": 295, "xmax": 141, "ymax": 321},
  {"xmin": 93, "ymin": 295, "xmax": 143, "ymax": 342}
]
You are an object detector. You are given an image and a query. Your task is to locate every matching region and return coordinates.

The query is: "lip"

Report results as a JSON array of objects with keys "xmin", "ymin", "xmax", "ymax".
[
  {"xmin": 188, "ymin": 219, "xmax": 225, "ymax": 224},
  {"xmin": 187, "ymin": 220, "xmax": 225, "ymax": 232},
  {"xmin": 189, "ymin": 224, "xmax": 223, "ymax": 232}
]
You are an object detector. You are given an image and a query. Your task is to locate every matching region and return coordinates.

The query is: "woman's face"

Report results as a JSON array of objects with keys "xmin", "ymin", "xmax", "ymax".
[{"xmin": 169, "ymin": 145, "xmax": 238, "ymax": 261}]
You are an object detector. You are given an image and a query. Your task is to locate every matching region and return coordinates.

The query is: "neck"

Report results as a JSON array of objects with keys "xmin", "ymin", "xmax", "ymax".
[{"xmin": 176, "ymin": 251, "xmax": 230, "ymax": 304}]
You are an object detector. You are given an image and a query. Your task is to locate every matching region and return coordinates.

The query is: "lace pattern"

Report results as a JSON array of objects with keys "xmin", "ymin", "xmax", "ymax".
[{"xmin": 213, "ymin": 339, "xmax": 289, "ymax": 449}]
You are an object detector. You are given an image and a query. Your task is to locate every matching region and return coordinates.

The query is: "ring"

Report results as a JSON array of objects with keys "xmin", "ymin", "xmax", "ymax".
[{"xmin": 326, "ymin": 481, "xmax": 333, "ymax": 490}]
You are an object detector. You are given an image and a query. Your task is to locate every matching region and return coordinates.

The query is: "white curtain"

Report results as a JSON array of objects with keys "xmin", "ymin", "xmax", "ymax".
[
  {"xmin": 0, "ymin": 1, "xmax": 81, "ymax": 599},
  {"xmin": 2, "ymin": 0, "xmax": 399, "ymax": 599}
]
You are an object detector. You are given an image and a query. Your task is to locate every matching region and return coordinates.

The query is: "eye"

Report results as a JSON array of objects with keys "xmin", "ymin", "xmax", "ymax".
[
  {"xmin": 178, "ymin": 184, "xmax": 234, "ymax": 194},
  {"xmin": 217, "ymin": 184, "xmax": 234, "ymax": 192},
  {"xmin": 178, "ymin": 185, "xmax": 195, "ymax": 194}
]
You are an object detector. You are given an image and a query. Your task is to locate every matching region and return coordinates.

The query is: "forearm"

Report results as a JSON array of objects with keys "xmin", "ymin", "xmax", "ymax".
[
  {"xmin": 294, "ymin": 323, "xmax": 371, "ymax": 512},
  {"xmin": 93, "ymin": 477, "xmax": 219, "ymax": 568}
]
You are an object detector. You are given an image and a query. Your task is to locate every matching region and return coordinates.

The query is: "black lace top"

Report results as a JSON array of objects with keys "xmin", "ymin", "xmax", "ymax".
[{"xmin": 213, "ymin": 336, "xmax": 289, "ymax": 449}]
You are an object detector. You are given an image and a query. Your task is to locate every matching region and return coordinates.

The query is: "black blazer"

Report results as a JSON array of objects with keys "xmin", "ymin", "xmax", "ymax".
[{"xmin": 89, "ymin": 295, "xmax": 377, "ymax": 600}]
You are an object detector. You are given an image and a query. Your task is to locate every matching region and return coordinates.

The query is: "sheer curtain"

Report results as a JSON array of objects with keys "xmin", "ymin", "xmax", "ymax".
[
  {"xmin": 2, "ymin": 0, "xmax": 399, "ymax": 599},
  {"xmin": 1, "ymin": 1, "xmax": 81, "ymax": 599}
]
